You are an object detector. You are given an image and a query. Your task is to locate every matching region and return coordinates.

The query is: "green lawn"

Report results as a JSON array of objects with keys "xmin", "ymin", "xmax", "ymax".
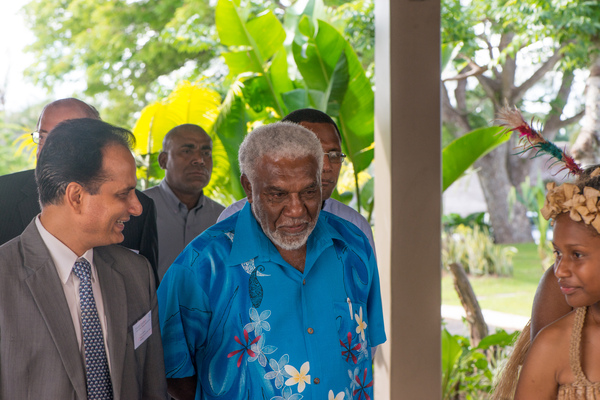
[{"xmin": 442, "ymin": 242, "xmax": 550, "ymax": 316}]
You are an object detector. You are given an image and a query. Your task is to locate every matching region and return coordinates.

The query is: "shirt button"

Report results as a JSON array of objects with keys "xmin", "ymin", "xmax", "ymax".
[
  {"xmin": 313, "ymin": 378, "xmax": 320, "ymax": 384},
  {"xmin": 307, "ymin": 327, "xmax": 314, "ymax": 334},
  {"xmin": 303, "ymin": 279, "xmax": 306, "ymax": 285}
]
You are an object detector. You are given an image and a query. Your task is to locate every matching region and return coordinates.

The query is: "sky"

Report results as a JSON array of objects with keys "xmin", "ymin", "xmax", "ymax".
[{"xmin": 0, "ymin": 0, "xmax": 50, "ymax": 113}]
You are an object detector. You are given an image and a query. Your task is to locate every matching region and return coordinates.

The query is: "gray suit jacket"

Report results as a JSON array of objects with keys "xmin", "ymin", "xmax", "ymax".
[
  {"xmin": 0, "ymin": 221, "xmax": 168, "ymax": 399},
  {"xmin": 0, "ymin": 169, "xmax": 160, "ymax": 285}
]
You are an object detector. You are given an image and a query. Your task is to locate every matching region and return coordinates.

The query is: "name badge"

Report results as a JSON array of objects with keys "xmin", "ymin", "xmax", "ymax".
[{"xmin": 133, "ymin": 311, "xmax": 152, "ymax": 349}]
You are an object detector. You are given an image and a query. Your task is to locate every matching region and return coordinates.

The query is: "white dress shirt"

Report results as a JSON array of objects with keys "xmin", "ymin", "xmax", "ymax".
[{"xmin": 35, "ymin": 216, "xmax": 111, "ymax": 370}]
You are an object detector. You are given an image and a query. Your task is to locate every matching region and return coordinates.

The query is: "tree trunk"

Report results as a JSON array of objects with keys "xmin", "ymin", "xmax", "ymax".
[
  {"xmin": 475, "ymin": 145, "xmax": 533, "ymax": 244},
  {"xmin": 448, "ymin": 262, "xmax": 488, "ymax": 346},
  {"xmin": 571, "ymin": 55, "xmax": 600, "ymax": 165}
]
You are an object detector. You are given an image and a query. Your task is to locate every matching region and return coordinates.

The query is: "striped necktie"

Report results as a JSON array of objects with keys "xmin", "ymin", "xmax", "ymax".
[{"xmin": 73, "ymin": 258, "xmax": 113, "ymax": 400}]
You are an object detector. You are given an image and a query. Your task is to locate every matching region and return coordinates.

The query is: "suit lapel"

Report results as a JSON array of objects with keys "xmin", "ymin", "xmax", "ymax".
[
  {"xmin": 18, "ymin": 170, "xmax": 41, "ymax": 229},
  {"xmin": 95, "ymin": 249, "xmax": 127, "ymax": 400},
  {"xmin": 22, "ymin": 222, "xmax": 87, "ymax": 399}
]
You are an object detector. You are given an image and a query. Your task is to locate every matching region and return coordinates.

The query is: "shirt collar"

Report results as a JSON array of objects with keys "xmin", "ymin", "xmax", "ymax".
[
  {"xmin": 35, "ymin": 216, "xmax": 96, "ymax": 284},
  {"xmin": 159, "ymin": 179, "xmax": 205, "ymax": 212},
  {"xmin": 227, "ymin": 202, "xmax": 267, "ymax": 266}
]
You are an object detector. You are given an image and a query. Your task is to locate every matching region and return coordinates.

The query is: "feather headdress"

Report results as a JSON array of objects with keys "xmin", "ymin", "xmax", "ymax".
[{"xmin": 496, "ymin": 106, "xmax": 583, "ymax": 176}]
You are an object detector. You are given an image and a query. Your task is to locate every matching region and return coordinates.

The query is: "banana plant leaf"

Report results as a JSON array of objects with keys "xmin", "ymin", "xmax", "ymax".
[
  {"xmin": 131, "ymin": 81, "xmax": 229, "ymax": 196},
  {"xmin": 441, "ymin": 41, "xmax": 463, "ymax": 73},
  {"xmin": 442, "ymin": 126, "xmax": 509, "ymax": 192},
  {"xmin": 212, "ymin": 86, "xmax": 248, "ymax": 200},
  {"xmin": 293, "ymin": 17, "xmax": 374, "ymax": 174},
  {"xmin": 132, "ymin": 81, "xmax": 221, "ymax": 155},
  {"xmin": 216, "ymin": 0, "xmax": 289, "ymax": 117}
]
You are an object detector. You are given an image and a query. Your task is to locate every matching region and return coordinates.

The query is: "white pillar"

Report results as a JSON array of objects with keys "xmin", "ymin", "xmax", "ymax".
[{"xmin": 374, "ymin": 0, "xmax": 441, "ymax": 398}]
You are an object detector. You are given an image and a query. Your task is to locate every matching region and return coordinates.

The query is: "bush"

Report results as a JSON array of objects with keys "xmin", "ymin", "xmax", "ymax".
[
  {"xmin": 443, "ymin": 212, "xmax": 490, "ymax": 232},
  {"xmin": 442, "ymin": 225, "xmax": 517, "ymax": 276},
  {"xmin": 442, "ymin": 327, "xmax": 518, "ymax": 400}
]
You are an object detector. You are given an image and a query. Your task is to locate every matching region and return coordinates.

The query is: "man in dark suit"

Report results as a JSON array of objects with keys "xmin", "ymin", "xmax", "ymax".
[
  {"xmin": 0, "ymin": 118, "xmax": 167, "ymax": 399},
  {"xmin": 0, "ymin": 98, "xmax": 159, "ymax": 281}
]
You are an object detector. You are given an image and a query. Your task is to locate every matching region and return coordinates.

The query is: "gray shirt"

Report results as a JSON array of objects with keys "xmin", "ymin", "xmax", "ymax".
[{"xmin": 144, "ymin": 180, "xmax": 225, "ymax": 281}]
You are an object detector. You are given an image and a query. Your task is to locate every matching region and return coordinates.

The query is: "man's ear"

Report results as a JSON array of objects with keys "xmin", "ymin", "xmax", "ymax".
[
  {"xmin": 65, "ymin": 182, "xmax": 85, "ymax": 213},
  {"xmin": 241, "ymin": 174, "xmax": 253, "ymax": 203},
  {"xmin": 158, "ymin": 151, "xmax": 168, "ymax": 170}
]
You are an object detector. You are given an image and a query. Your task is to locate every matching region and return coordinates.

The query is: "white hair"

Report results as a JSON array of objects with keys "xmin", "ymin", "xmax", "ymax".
[{"xmin": 238, "ymin": 121, "xmax": 324, "ymax": 184}]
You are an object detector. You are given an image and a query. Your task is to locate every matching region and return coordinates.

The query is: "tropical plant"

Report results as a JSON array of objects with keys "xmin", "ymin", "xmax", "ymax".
[
  {"xmin": 442, "ymin": 225, "xmax": 517, "ymax": 276},
  {"xmin": 0, "ymin": 107, "xmax": 39, "ymax": 174},
  {"xmin": 0, "ymin": 131, "xmax": 32, "ymax": 175},
  {"xmin": 130, "ymin": 81, "xmax": 235, "ymax": 204},
  {"xmin": 442, "ymin": 212, "xmax": 490, "ymax": 233},
  {"xmin": 128, "ymin": 0, "xmax": 376, "ymax": 210},
  {"xmin": 211, "ymin": 0, "xmax": 375, "ymax": 210},
  {"xmin": 442, "ymin": 126, "xmax": 508, "ymax": 192},
  {"xmin": 442, "ymin": 327, "xmax": 518, "ymax": 400}
]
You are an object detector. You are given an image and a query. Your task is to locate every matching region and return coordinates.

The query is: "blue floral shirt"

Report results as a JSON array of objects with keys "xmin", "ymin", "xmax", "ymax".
[{"xmin": 158, "ymin": 203, "xmax": 386, "ymax": 400}]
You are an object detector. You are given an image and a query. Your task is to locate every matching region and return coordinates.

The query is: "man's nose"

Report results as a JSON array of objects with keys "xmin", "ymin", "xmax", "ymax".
[
  {"xmin": 284, "ymin": 194, "xmax": 305, "ymax": 218},
  {"xmin": 191, "ymin": 151, "xmax": 206, "ymax": 166},
  {"xmin": 129, "ymin": 191, "xmax": 143, "ymax": 217}
]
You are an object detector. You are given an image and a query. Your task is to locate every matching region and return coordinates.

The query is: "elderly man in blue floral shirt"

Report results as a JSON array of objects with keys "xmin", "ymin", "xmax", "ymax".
[{"xmin": 158, "ymin": 122, "xmax": 386, "ymax": 400}]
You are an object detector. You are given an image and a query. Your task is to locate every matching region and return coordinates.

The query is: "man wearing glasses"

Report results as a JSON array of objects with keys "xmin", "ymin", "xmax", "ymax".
[
  {"xmin": 0, "ymin": 98, "xmax": 159, "ymax": 283},
  {"xmin": 217, "ymin": 108, "xmax": 375, "ymax": 252}
]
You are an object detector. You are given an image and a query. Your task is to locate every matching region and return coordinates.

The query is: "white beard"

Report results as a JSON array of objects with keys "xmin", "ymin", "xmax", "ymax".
[{"xmin": 251, "ymin": 195, "xmax": 318, "ymax": 251}]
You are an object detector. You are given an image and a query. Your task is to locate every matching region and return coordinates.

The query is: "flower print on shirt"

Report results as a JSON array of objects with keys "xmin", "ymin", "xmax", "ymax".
[
  {"xmin": 227, "ymin": 329, "xmax": 260, "ymax": 368},
  {"xmin": 352, "ymin": 368, "xmax": 374, "ymax": 400},
  {"xmin": 356, "ymin": 336, "xmax": 369, "ymax": 364},
  {"xmin": 244, "ymin": 307, "xmax": 272, "ymax": 336},
  {"xmin": 329, "ymin": 390, "xmax": 345, "ymax": 400},
  {"xmin": 265, "ymin": 354, "xmax": 291, "ymax": 389},
  {"xmin": 248, "ymin": 335, "xmax": 277, "ymax": 367},
  {"xmin": 355, "ymin": 307, "xmax": 367, "ymax": 341},
  {"xmin": 285, "ymin": 361, "xmax": 311, "ymax": 393},
  {"xmin": 340, "ymin": 332, "xmax": 362, "ymax": 364},
  {"xmin": 345, "ymin": 388, "xmax": 352, "ymax": 400},
  {"xmin": 271, "ymin": 386, "xmax": 303, "ymax": 400},
  {"xmin": 348, "ymin": 367, "xmax": 360, "ymax": 392}
]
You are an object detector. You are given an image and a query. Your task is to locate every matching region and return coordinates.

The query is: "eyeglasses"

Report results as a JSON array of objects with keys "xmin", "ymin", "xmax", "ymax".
[
  {"xmin": 325, "ymin": 151, "xmax": 346, "ymax": 164},
  {"xmin": 31, "ymin": 131, "xmax": 41, "ymax": 144}
]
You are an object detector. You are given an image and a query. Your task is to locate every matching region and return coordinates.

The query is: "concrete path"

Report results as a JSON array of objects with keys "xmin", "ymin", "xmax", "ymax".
[{"xmin": 442, "ymin": 304, "xmax": 530, "ymax": 336}]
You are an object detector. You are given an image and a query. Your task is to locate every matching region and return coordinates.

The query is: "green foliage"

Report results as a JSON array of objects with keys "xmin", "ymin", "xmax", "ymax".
[
  {"xmin": 0, "ymin": 107, "xmax": 41, "ymax": 174},
  {"xmin": 23, "ymin": 0, "xmax": 219, "ymax": 126},
  {"xmin": 20, "ymin": 0, "xmax": 375, "ymax": 212},
  {"xmin": 328, "ymin": 0, "xmax": 374, "ymax": 76},
  {"xmin": 443, "ymin": 212, "xmax": 490, "ymax": 232},
  {"xmin": 130, "ymin": 81, "xmax": 232, "ymax": 204},
  {"xmin": 210, "ymin": 0, "xmax": 374, "ymax": 207},
  {"xmin": 442, "ymin": 0, "xmax": 600, "ymax": 66},
  {"xmin": 442, "ymin": 0, "xmax": 600, "ymax": 130},
  {"xmin": 443, "ymin": 225, "xmax": 517, "ymax": 276},
  {"xmin": 442, "ymin": 126, "xmax": 510, "ymax": 191},
  {"xmin": 442, "ymin": 327, "xmax": 519, "ymax": 400},
  {"xmin": 0, "ymin": 130, "xmax": 33, "ymax": 175}
]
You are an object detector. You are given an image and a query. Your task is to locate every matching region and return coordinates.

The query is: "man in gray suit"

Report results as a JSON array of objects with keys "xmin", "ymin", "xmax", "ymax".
[
  {"xmin": 0, "ymin": 118, "xmax": 167, "ymax": 399},
  {"xmin": 0, "ymin": 98, "xmax": 159, "ymax": 283}
]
